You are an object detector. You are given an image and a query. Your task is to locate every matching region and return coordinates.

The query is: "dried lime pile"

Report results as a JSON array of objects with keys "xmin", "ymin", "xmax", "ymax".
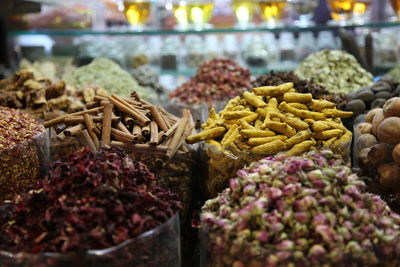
[{"xmin": 295, "ymin": 50, "xmax": 373, "ymax": 95}]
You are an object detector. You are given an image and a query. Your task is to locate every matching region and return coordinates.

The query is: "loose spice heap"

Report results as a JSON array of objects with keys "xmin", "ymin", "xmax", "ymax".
[
  {"xmin": 387, "ymin": 65, "xmax": 400, "ymax": 83},
  {"xmin": 202, "ymin": 150, "xmax": 400, "ymax": 266},
  {"xmin": 0, "ymin": 148, "xmax": 181, "ymax": 253},
  {"xmin": 0, "ymin": 70, "xmax": 107, "ymax": 119},
  {"xmin": 169, "ymin": 58, "xmax": 252, "ymax": 105},
  {"xmin": 64, "ymin": 58, "xmax": 155, "ymax": 100},
  {"xmin": 187, "ymin": 82, "xmax": 353, "ymax": 157},
  {"xmin": 45, "ymin": 91, "xmax": 194, "ymax": 159},
  {"xmin": 0, "ymin": 107, "xmax": 45, "ymax": 201},
  {"xmin": 253, "ymin": 71, "xmax": 348, "ymax": 109},
  {"xmin": 295, "ymin": 50, "xmax": 373, "ymax": 95}
]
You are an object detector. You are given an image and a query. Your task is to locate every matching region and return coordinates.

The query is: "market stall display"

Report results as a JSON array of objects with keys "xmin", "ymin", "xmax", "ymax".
[
  {"xmin": 187, "ymin": 82, "xmax": 353, "ymax": 197},
  {"xmin": 0, "ymin": 148, "xmax": 181, "ymax": 266},
  {"xmin": 0, "ymin": 107, "xmax": 47, "ymax": 201},
  {"xmin": 295, "ymin": 50, "xmax": 374, "ymax": 95},
  {"xmin": 0, "ymin": 71, "xmax": 107, "ymax": 120},
  {"xmin": 132, "ymin": 65, "xmax": 166, "ymax": 102},
  {"xmin": 201, "ymin": 150, "xmax": 400, "ymax": 266},
  {"xmin": 64, "ymin": 58, "xmax": 156, "ymax": 100}
]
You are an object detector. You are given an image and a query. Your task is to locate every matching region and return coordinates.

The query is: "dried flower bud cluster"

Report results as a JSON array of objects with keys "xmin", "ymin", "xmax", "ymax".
[
  {"xmin": 252, "ymin": 71, "xmax": 348, "ymax": 109},
  {"xmin": 0, "ymin": 71, "xmax": 108, "ymax": 119},
  {"xmin": 169, "ymin": 58, "xmax": 252, "ymax": 105},
  {"xmin": 132, "ymin": 66, "xmax": 166, "ymax": 96},
  {"xmin": 202, "ymin": 150, "xmax": 400, "ymax": 266},
  {"xmin": 0, "ymin": 148, "xmax": 181, "ymax": 253},
  {"xmin": 295, "ymin": 50, "xmax": 373, "ymax": 95}
]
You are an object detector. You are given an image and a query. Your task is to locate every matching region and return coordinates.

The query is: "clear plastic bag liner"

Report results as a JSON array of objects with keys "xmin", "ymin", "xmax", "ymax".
[{"xmin": 0, "ymin": 214, "xmax": 180, "ymax": 267}]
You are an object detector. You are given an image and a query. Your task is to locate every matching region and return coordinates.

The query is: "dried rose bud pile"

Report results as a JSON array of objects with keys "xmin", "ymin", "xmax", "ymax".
[
  {"xmin": 0, "ymin": 148, "xmax": 181, "ymax": 253},
  {"xmin": 201, "ymin": 150, "xmax": 400, "ymax": 266},
  {"xmin": 169, "ymin": 58, "xmax": 252, "ymax": 106}
]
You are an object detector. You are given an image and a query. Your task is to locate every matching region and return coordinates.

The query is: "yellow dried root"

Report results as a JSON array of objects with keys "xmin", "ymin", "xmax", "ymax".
[
  {"xmin": 253, "ymin": 82, "xmax": 294, "ymax": 97},
  {"xmin": 283, "ymin": 93, "xmax": 312, "ymax": 103},
  {"xmin": 312, "ymin": 120, "xmax": 346, "ymax": 132},
  {"xmin": 251, "ymin": 140, "xmax": 287, "ymax": 155},
  {"xmin": 313, "ymin": 129, "xmax": 344, "ymax": 140},
  {"xmin": 264, "ymin": 121, "xmax": 297, "ymax": 137},
  {"xmin": 279, "ymin": 102, "xmax": 325, "ymax": 120},
  {"xmin": 243, "ymin": 91, "xmax": 267, "ymax": 108},
  {"xmin": 241, "ymin": 113, "xmax": 259, "ymax": 124},
  {"xmin": 309, "ymin": 99, "xmax": 335, "ymax": 111},
  {"xmin": 285, "ymin": 140, "xmax": 316, "ymax": 157},
  {"xmin": 331, "ymin": 130, "xmax": 352, "ymax": 150},
  {"xmin": 248, "ymin": 135, "xmax": 288, "ymax": 146},
  {"xmin": 239, "ymin": 119, "xmax": 256, "ymax": 130},
  {"xmin": 221, "ymin": 125, "xmax": 240, "ymax": 147},
  {"xmin": 322, "ymin": 109, "xmax": 353, "ymax": 118},
  {"xmin": 223, "ymin": 110, "xmax": 255, "ymax": 119},
  {"xmin": 304, "ymin": 119, "xmax": 315, "ymax": 126},
  {"xmin": 186, "ymin": 126, "xmax": 226, "ymax": 144},
  {"xmin": 270, "ymin": 111, "xmax": 309, "ymax": 130},
  {"xmin": 288, "ymin": 103, "xmax": 309, "ymax": 110},
  {"xmin": 322, "ymin": 137, "xmax": 337, "ymax": 147},
  {"xmin": 285, "ymin": 130, "xmax": 312, "ymax": 148},
  {"xmin": 241, "ymin": 129, "xmax": 276, "ymax": 138}
]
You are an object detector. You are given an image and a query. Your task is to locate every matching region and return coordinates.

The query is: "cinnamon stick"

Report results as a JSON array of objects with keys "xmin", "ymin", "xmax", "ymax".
[
  {"xmin": 44, "ymin": 107, "xmax": 103, "ymax": 128},
  {"xmin": 63, "ymin": 124, "xmax": 84, "ymax": 136},
  {"xmin": 117, "ymin": 121, "xmax": 130, "ymax": 134},
  {"xmin": 109, "ymin": 95, "xmax": 149, "ymax": 126},
  {"xmin": 141, "ymin": 125, "xmax": 150, "ymax": 136},
  {"xmin": 123, "ymin": 116, "xmax": 135, "ymax": 127},
  {"xmin": 57, "ymin": 132, "xmax": 67, "ymax": 141},
  {"xmin": 93, "ymin": 125, "xmax": 101, "ymax": 136},
  {"xmin": 149, "ymin": 121, "xmax": 159, "ymax": 145},
  {"xmin": 94, "ymin": 95, "xmax": 108, "ymax": 101},
  {"xmin": 150, "ymin": 105, "xmax": 168, "ymax": 132},
  {"xmin": 165, "ymin": 118, "xmax": 182, "ymax": 138},
  {"xmin": 79, "ymin": 129, "xmax": 97, "ymax": 151},
  {"xmin": 166, "ymin": 109, "xmax": 190, "ymax": 158},
  {"xmin": 111, "ymin": 128, "xmax": 135, "ymax": 142},
  {"xmin": 111, "ymin": 141, "xmax": 168, "ymax": 155},
  {"xmin": 157, "ymin": 106, "xmax": 171, "ymax": 128},
  {"xmin": 83, "ymin": 114, "xmax": 100, "ymax": 150},
  {"xmin": 101, "ymin": 103, "xmax": 113, "ymax": 147},
  {"xmin": 64, "ymin": 115, "xmax": 119, "ymax": 124},
  {"xmin": 132, "ymin": 125, "xmax": 143, "ymax": 142},
  {"xmin": 158, "ymin": 131, "xmax": 166, "ymax": 144}
]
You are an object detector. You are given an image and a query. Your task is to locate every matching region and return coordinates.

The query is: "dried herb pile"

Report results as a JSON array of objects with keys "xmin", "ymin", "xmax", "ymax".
[
  {"xmin": 295, "ymin": 50, "xmax": 373, "ymax": 95},
  {"xmin": 202, "ymin": 150, "xmax": 400, "ymax": 266},
  {"xmin": 169, "ymin": 58, "xmax": 252, "ymax": 106},
  {"xmin": 252, "ymin": 71, "xmax": 348, "ymax": 108},
  {"xmin": 0, "ymin": 148, "xmax": 181, "ymax": 253}
]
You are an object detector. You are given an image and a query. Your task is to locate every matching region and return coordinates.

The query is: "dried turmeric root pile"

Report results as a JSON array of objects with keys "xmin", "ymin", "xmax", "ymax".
[{"xmin": 187, "ymin": 82, "xmax": 353, "ymax": 157}]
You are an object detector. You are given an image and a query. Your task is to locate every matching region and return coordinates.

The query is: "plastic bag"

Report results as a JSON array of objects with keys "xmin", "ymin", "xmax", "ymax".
[{"xmin": 0, "ymin": 214, "xmax": 180, "ymax": 267}]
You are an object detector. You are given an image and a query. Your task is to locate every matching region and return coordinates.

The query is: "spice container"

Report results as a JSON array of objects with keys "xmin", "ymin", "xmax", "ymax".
[
  {"xmin": 223, "ymin": 34, "xmax": 239, "ymax": 60},
  {"xmin": 185, "ymin": 35, "xmax": 206, "ymax": 68},
  {"xmin": 148, "ymin": 36, "xmax": 162, "ymax": 66},
  {"xmin": 243, "ymin": 35, "xmax": 268, "ymax": 68},
  {"xmin": 205, "ymin": 35, "xmax": 220, "ymax": 60},
  {"xmin": 316, "ymin": 31, "xmax": 337, "ymax": 50},
  {"xmin": 161, "ymin": 36, "xmax": 181, "ymax": 71},
  {"xmin": 279, "ymin": 32, "xmax": 296, "ymax": 62},
  {"xmin": 187, "ymin": 82, "xmax": 353, "ymax": 197},
  {"xmin": 296, "ymin": 31, "xmax": 315, "ymax": 61},
  {"xmin": 0, "ymin": 107, "xmax": 48, "ymax": 201},
  {"xmin": 201, "ymin": 150, "xmax": 400, "ymax": 266},
  {"xmin": 262, "ymin": 32, "xmax": 279, "ymax": 63},
  {"xmin": 129, "ymin": 38, "xmax": 149, "ymax": 68},
  {"xmin": 0, "ymin": 148, "xmax": 181, "ymax": 267}
]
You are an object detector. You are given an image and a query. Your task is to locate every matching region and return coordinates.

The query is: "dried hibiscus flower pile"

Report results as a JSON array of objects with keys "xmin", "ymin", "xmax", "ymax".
[
  {"xmin": 0, "ymin": 147, "xmax": 181, "ymax": 253},
  {"xmin": 201, "ymin": 150, "xmax": 400, "ymax": 266},
  {"xmin": 169, "ymin": 58, "xmax": 252, "ymax": 106}
]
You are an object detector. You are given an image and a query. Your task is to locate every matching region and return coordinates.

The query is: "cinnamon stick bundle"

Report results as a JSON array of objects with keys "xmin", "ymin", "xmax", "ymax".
[{"xmin": 45, "ymin": 90, "xmax": 194, "ymax": 159}]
